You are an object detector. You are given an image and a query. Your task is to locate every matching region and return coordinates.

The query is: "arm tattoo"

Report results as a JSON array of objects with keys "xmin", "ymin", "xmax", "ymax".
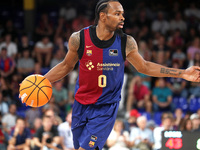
[
  {"xmin": 70, "ymin": 32, "xmax": 80, "ymax": 50},
  {"xmin": 160, "ymin": 68, "xmax": 182, "ymax": 76},
  {"xmin": 126, "ymin": 35, "xmax": 138, "ymax": 53}
]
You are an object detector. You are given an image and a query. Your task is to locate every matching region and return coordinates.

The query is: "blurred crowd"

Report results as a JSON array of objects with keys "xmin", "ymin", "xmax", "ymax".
[{"xmin": 0, "ymin": 0, "xmax": 200, "ymax": 149}]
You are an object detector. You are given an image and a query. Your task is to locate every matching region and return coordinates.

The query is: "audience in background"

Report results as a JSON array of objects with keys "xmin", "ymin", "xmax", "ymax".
[{"xmin": 7, "ymin": 117, "xmax": 31, "ymax": 150}]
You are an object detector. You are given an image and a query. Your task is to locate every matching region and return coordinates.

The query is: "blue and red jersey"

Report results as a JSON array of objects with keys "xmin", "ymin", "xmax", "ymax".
[
  {"xmin": 74, "ymin": 26, "xmax": 127, "ymax": 105},
  {"xmin": 0, "ymin": 57, "xmax": 14, "ymax": 72}
]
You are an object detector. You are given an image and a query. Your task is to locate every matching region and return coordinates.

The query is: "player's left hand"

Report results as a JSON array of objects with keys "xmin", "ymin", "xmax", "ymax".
[{"xmin": 182, "ymin": 66, "xmax": 200, "ymax": 82}]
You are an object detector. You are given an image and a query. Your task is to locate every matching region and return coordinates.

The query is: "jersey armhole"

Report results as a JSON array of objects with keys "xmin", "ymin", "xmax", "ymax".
[
  {"xmin": 121, "ymin": 33, "xmax": 127, "ymax": 61},
  {"xmin": 77, "ymin": 29, "xmax": 85, "ymax": 60}
]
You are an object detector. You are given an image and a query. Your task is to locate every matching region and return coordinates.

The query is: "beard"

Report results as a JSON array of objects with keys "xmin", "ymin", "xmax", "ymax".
[{"xmin": 115, "ymin": 28, "xmax": 124, "ymax": 36}]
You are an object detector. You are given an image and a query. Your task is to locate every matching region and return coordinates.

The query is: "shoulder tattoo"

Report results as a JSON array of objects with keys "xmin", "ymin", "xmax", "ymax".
[
  {"xmin": 70, "ymin": 31, "xmax": 80, "ymax": 50},
  {"xmin": 126, "ymin": 35, "xmax": 138, "ymax": 54}
]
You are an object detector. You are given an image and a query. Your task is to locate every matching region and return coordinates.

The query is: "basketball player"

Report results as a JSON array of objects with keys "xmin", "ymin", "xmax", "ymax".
[{"xmin": 44, "ymin": 0, "xmax": 200, "ymax": 149}]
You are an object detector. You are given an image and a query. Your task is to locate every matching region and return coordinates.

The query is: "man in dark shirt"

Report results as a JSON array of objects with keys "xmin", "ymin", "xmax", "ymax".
[
  {"xmin": 33, "ymin": 115, "xmax": 61, "ymax": 150},
  {"xmin": 7, "ymin": 117, "xmax": 31, "ymax": 150}
]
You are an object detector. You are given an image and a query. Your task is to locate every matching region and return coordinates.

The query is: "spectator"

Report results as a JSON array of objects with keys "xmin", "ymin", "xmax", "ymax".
[
  {"xmin": 58, "ymin": 111, "xmax": 73, "ymax": 150},
  {"xmin": 30, "ymin": 118, "xmax": 42, "ymax": 138},
  {"xmin": 7, "ymin": 117, "xmax": 31, "ymax": 150},
  {"xmin": 50, "ymin": 50, "xmax": 65, "ymax": 69},
  {"xmin": 166, "ymin": 61, "xmax": 188, "ymax": 98},
  {"xmin": 33, "ymin": 63, "xmax": 42, "ymax": 75},
  {"xmin": 17, "ymin": 49, "xmax": 35, "ymax": 77},
  {"xmin": 33, "ymin": 115, "xmax": 61, "ymax": 150},
  {"xmin": 25, "ymin": 107, "xmax": 41, "ymax": 128},
  {"xmin": 190, "ymin": 113, "xmax": 200, "ymax": 131},
  {"xmin": 107, "ymin": 119, "xmax": 129, "ymax": 150},
  {"xmin": 35, "ymin": 13, "xmax": 54, "ymax": 40},
  {"xmin": 71, "ymin": 14, "xmax": 90, "ymax": 31},
  {"xmin": 0, "ymin": 112, "xmax": 6, "ymax": 150},
  {"xmin": 34, "ymin": 36, "xmax": 53, "ymax": 67},
  {"xmin": 170, "ymin": 12, "xmax": 187, "ymax": 32},
  {"xmin": 152, "ymin": 35, "xmax": 170, "ymax": 64},
  {"xmin": 173, "ymin": 108, "xmax": 184, "ymax": 130},
  {"xmin": 152, "ymin": 78, "xmax": 173, "ymax": 112},
  {"xmin": 1, "ymin": 20, "xmax": 17, "ymax": 42},
  {"xmin": 168, "ymin": 29, "xmax": 184, "ymax": 49},
  {"xmin": 42, "ymin": 96, "xmax": 60, "ymax": 115},
  {"xmin": 59, "ymin": 2, "xmax": 77, "ymax": 22},
  {"xmin": 126, "ymin": 76, "xmax": 152, "ymax": 113},
  {"xmin": 129, "ymin": 116, "xmax": 154, "ymax": 150},
  {"xmin": 180, "ymin": 118, "xmax": 192, "ymax": 131},
  {"xmin": 0, "ymin": 76, "xmax": 12, "ymax": 102},
  {"xmin": 44, "ymin": 109, "xmax": 62, "ymax": 126},
  {"xmin": 172, "ymin": 48, "xmax": 186, "ymax": 67},
  {"xmin": 0, "ymin": 47, "xmax": 15, "ymax": 79},
  {"xmin": 53, "ymin": 36, "xmax": 68, "ymax": 54},
  {"xmin": 188, "ymin": 51, "xmax": 200, "ymax": 67},
  {"xmin": 151, "ymin": 11, "xmax": 170, "ymax": 34},
  {"xmin": 2, "ymin": 104, "xmax": 17, "ymax": 134},
  {"xmin": 187, "ymin": 37, "xmax": 200, "ymax": 60},
  {"xmin": 18, "ymin": 34, "xmax": 33, "ymax": 58},
  {"xmin": 0, "ymin": 33, "xmax": 18, "ymax": 59},
  {"xmin": 52, "ymin": 80, "xmax": 68, "ymax": 111},
  {"xmin": 153, "ymin": 113, "xmax": 174, "ymax": 150},
  {"xmin": 124, "ymin": 109, "xmax": 140, "ymax": 132},
  {"xmin": 0, "ymin": 91, "xmax": 9, "ymax": 115}
]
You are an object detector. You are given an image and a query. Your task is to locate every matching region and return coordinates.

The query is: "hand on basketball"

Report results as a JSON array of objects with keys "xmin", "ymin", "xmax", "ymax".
[{"xmin": 182, "ymin": 66, "xmax": 200, "ymax": 82}]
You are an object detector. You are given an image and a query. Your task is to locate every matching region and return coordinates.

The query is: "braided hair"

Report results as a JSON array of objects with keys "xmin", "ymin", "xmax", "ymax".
[{"xmin": 94, "ymin": 0, "xmax": 119, "ymax": 25}]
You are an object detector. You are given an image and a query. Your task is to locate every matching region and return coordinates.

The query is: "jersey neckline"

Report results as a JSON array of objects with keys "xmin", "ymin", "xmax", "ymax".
[{"xmin": 89, "ymin": 25, "xmax": 116, "ymax": 49}]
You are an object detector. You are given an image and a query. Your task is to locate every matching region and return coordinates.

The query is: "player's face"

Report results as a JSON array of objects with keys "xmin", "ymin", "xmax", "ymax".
[{"xmin": 105, "ymin": 2, "xmax": 125, "ymax": 31}]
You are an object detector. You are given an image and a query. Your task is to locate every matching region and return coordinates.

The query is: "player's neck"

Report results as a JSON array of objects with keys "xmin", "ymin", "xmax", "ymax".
[{"xmin": 96, "ymin": 24, "xmax": 115, "ymax": 41}]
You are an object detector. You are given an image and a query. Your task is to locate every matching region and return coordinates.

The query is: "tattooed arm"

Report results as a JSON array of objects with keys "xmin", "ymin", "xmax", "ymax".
[
  {"xmin": 126, "ymin": 35, "xmax": 200, "ymax": 82},
  {"xmin": 44, "ymin": 32, "xmax": 79, "ymax": 83}
]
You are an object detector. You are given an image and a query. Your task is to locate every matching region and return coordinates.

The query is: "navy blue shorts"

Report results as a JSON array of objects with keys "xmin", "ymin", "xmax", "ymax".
[{"xmin": 71, "ymin": 100, "xmax": 119, "ymax": 150}]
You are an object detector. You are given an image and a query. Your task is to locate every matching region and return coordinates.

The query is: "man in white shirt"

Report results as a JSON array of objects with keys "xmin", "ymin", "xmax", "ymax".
[
  {"xmin": 58, "ymin": 111, "xmax": 74, "ymax": 150},
  {"xmin": 0, "ymin": 33, "xmax": 17, "ymax": 58}
]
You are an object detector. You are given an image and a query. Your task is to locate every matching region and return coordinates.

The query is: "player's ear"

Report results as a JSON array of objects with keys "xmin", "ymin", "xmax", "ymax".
[{"xmin": 99, "ymin": 12, "xmax": 106, "ymax": 22}]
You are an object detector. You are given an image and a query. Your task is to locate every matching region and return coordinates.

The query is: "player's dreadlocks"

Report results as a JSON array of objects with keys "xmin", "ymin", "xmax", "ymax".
[{"xmin": 94, "ymin": 0, "xmax": 119, "ymax": 25}]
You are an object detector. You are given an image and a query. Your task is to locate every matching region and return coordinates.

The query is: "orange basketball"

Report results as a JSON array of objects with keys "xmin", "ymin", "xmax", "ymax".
[{"xmin": 19, "ymin": 74, "xmax": 52, "ymax": 107}]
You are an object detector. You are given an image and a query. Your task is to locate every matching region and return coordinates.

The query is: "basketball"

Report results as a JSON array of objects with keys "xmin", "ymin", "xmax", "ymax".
[{"xmin": 19, "ymin": 74, "xmax": 52, "ymax": 107}]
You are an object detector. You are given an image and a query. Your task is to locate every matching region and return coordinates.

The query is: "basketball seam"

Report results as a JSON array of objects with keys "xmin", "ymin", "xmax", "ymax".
[
  {"xmin": 19, "ymin": 75, "xmax": 37, "ymax": 92},
  {"xmin": 37, "ymin": 87, "xmax": 51, "ymax": 107},
  {"xmin": 25, "ymin": 77, "xmax": 46, "ymax": 104}
]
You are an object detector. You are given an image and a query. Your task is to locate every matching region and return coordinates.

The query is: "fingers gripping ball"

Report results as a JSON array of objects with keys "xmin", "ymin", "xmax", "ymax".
[{"xmin": 19, "ymin": 74, "xmax": 52, "ymax": 107}]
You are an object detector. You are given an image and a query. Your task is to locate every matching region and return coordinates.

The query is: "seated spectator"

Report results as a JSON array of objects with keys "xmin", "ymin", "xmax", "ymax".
[
  {"xmin": 53, "ymin": 36, "xmax": 68, "ymax": 54},
  {"xmin": 126, "ymin": 76, "xmax": 152, "ymax": 113},
  {"xmin": 25, "ymin": 107, "xmax": 41, "ymax": 128},
  {"xmin": 172, "ymin": 48, "xmax": 186, "ymax": 67},
  {"xmin": 7, "ymin": 117, "xmax": 31, "ymax": 150},
  {"xmin": 0, "ymin": 91, "xmax": 9, "ymax": 115},
  {"xmin": 0, "ymin": 33, "xmax": 17, "ymax": 59},
  {"xmin": 188, "ymin": 78, "xmax": 200, "ymax": 98},
  {"xmin": 168, "ymin": 29, "xmax": 184, "ymax": 49},
  {"xmin": 152, "ymin": 35, "xmax": 170, "ymax": 64},
  {"xmin": 72, "ymin": 14, "xmax": 90, "ymax": 31},
  {"xmin": 32, "ymin": 63, "xmax": 42, "ymax": 75},
  {"xmin": 152, "ymin": 78, "xmax": 173, "ymax": 112},
  {"xmin": 124, "ymin": 109, "xmax": 140, "ymax": 132},
  {"xmin": 34, "ymin": 36, "xmax": 53, "ymax": 67},
  {"xmin": 166, "ymin": 61, "xmax": 188, "ymax": 98},
  {"xmin": 18, "ymin": 34, "xmax": 33, "ymax": 58},
  {"xmin": 190, "ymin": 113, "xmax": 200, "ymax": 131},
  {"xmin": 107, "ymin": 119, "xmax": 129, "ymax": 150},
  {"xmin": 50, "ymin": 50, "xmax": 65, "ymax": 69},
  {"xmin": 17, "ymin": 49, "xmax": 35, "ymax": 77},
  {"xmin": 180, "ymin": 118, "xmax": 192, "ymax": 131},
  {"xmin": 151, "ymin": 11, "xmax": 170, "ymax": 34},
  {"xmin": 1, "ymin": 20, "xmax": 17, "ymax": 42},
  {"xmin": 174, "ymin": 108, "xmax": 184, "ymax": 130},
  {"xmin": 0, "ymin": 112, "xmax": 6, "ymax": 150},
  {"xmin": 153, "ymin": 113, "xmax": 174, "ymax": 150},
  {"xmin": 30, "ymin": 118, "xmax": 42, "ymax": 138},
  {"xmin": 52, "ymin": 80, "xmax": 68, "ymax": 111},
  {"xmin": 35, "ymin": 13, "xmax": 54, "ymax": 40},
  {"xmin": 0, "ymin": 76, "xmax": 12, "ymax": 102},
  {"xmin": 2, "ymin": 104, "xmax": 17, "ymax": 134},
  {"xmin": 33, "ymin": 115, "xmax": 61, "ymax": 150},
  {"xmin": 129, "ymin": 116, "xmax": 154, "ymax": 150},
  {"xmin": 170, "ymin": 12, "xmax": 187, "ymax": 32},
  {"xmin": 188, "ymin": 51, "xmax": 200, "ymax": 67},
  {"xmin": 44, "ymin": 109, "xmax": 62, "ymax": 126},
  {"xmin": 187, "ymin": 37, "xmax": 200, "ymax": 60},
  {"xmin": 0, "ymin": 47, "xmax": 15, "ymax": 79},
  {"xmin": 42, "ymin": 96, "xmax": 60, "ymax": 115},
  {"xmin": 58, "ymin": 111, "xmax": 73, "ymax": 150}
]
